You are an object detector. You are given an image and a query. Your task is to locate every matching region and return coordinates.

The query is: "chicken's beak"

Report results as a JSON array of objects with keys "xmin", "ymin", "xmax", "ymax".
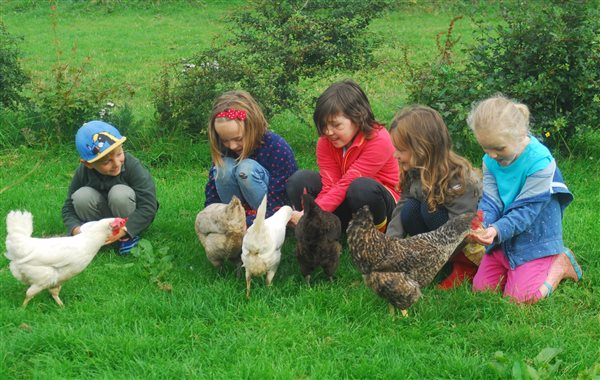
[{"xmin": 110, "ymin": 217, "xmax": 128, "ymax": 236}]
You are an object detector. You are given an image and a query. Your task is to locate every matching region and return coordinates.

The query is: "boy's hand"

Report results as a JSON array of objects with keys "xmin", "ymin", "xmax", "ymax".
[{"xmin": 104, "ymin": 227, "xmax": 128, "ymax": 245}]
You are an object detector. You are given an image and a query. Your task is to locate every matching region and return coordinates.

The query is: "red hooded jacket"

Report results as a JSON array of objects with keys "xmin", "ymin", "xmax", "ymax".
[{"xmin": 315, "ymin": 125, "xmax": 400, "ymax": 212}]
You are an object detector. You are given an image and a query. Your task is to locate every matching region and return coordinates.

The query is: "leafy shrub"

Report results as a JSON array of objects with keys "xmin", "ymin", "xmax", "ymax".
[
  {"xmin": 402, "ymin": 1, "xmax": 599, "ymax": 156},
  {"xmin": 469, "ymin": 0, "xmax": 599, "ymax": 153},
  {"xmin": 0, "ymin": 21, "xmax": 29, "ymax": 111},
  {"xmin": 154, "ymin": 0, "xmax": 394, "ymax": 137}
]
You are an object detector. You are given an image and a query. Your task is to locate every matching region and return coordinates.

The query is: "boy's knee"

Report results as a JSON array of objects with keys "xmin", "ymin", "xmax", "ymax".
[
  {"xmin": 108, "ymin": 184, "xmax": 136, "ymax": 217},
  {"xmin": 72, "ymin": 187, "xmax": 107, "ymax": 220},
  {"xmin": 72, "ymin": 187, "xmax": 103, "ymax": 210}
]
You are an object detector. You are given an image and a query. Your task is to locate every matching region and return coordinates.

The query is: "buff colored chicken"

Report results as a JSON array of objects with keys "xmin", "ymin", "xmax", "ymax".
[
  {"xmin": 5, "ymin": 210, "xmax": 127, "ymax": 307},
  {"xmin": 241, "ymin": 195, "xmax": 292, "ymax": 299},
  {"xmin": 195, "ymin": 196, "xmax": 247, "ymax": 271}
]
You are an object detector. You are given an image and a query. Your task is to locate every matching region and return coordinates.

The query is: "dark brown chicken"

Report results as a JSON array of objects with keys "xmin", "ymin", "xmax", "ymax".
[
  {"xmin": 294, "ymin": 193, "xmax": 342, "ymax": 284},
  {"xmin": 347, "ymin": 206, "xmax": 478, "ymax": 316}
]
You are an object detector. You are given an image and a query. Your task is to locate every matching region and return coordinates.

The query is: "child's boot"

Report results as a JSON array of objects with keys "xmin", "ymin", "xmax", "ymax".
[
  {"xmin": 375, "ymin": 217, "xmax": 388, "ymax": 233},
  {"xmin": 437, "ymin": 251, "xmax": 479, "ymax": 289}
]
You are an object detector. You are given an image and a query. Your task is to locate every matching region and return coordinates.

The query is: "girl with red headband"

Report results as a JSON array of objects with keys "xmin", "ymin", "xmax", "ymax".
[{"xmin": 204, "ymin": 90, "xmax": 298, "ymax": 226}]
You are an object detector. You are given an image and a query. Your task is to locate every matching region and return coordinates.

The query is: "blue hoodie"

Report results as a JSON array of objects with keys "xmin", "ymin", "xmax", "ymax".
[{"xmin": 479, "ymin": 136, "xmax": 573, "ymax": 269}]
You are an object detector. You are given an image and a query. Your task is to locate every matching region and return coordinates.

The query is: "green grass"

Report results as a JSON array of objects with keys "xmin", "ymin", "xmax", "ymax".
[{"xmin": 1, "ymin": 2, "xmax": 599, "ymax": 379}]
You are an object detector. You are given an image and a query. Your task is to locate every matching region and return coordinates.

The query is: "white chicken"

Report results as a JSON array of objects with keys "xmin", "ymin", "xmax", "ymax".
[
  {"xmin": 194, "ymin": 195, "xmax": 246, "ymax": 271},
  {"xmin": 5, "ymin": 210, "xmax": 127, "ymax": 307},
  {"xmin": 241, "ymin": 195, "xmax": 292, "ymax": 299}
]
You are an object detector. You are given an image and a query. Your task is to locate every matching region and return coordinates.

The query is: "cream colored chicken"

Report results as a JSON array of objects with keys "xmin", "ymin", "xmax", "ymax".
[
  {"xmin": 241, "ymin": 196, "xmax": 292, "ymax": 298},
  {"xmin": 5, "ymin": 210, "xmax": 126, "ymax": 307},
  {"xmin": 195, "ymin": 195, "xmax": 247, "ymax": 271}
]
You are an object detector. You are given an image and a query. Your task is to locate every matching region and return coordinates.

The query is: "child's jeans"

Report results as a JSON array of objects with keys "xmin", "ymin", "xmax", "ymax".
[
  {"xmin": 215, "ymin": 157, "xmax": 269, "ymax": 210},
  {"xmin": 473, "ymin": 247, "xmax": 554, "ymax": 303},
  {"xmin": 72, "ymin": 184, "xmax": 136, "ymax": 221}
]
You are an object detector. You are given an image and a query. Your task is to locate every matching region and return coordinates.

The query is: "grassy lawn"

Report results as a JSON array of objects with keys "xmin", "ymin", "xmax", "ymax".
[{"xmin": 1, "ymin": 2, "xmax": 599, "ymax": 379}]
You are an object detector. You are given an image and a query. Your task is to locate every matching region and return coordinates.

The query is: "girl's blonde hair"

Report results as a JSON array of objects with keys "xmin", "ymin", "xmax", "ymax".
[
  {"xmin": 390, "ymin": 105, "xmax": 479, "ymax": 211},
  {"xmin": 208, "ymin": 90, "xmax": 268, "ymax": 167},
  {"xmin": 467, "ymin": 95, "xmax": 530, "ymax": 142}
]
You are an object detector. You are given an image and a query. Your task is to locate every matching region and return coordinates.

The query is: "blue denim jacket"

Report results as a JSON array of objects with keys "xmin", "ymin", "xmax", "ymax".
[{"xmin": 479, "ymin": 144, "xmax": 573, "ymax": 269}]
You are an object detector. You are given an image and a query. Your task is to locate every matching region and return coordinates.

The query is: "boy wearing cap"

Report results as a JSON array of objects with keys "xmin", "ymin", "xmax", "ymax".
[{"xmin": 62, "ymin": 120, "xmax": 158, "ymax": 254}]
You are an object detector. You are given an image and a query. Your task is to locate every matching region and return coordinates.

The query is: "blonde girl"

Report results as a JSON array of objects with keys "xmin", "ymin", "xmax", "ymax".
[
  {"xmin": 204, "ymin": 90, "xmax": 298, "ymax": 226},
  {"xmin": 468, "ymin": 95, "xmax": 581, "ymax": 303}
]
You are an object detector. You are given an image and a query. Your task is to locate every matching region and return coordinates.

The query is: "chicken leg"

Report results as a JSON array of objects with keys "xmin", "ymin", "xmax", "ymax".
[
  {"xmin": 245, "ymin": 272, "xmax": 252, "ymax": 299},
  {"xmin": 266, "ymin": 270, "xmax": 276, "ymax": 287},
  {"xmin": 49, "ymin": 285, "xmax": 64, "ymax": 308},
  {"xmin": 22, "ymin": 284, "xmax": 45, "ymax": 308}
]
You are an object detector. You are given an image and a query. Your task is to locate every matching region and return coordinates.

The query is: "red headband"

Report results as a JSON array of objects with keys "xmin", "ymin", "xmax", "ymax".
[{"xmin": 216, "ymin": 108, "xmax": 247, "ymax": 121}]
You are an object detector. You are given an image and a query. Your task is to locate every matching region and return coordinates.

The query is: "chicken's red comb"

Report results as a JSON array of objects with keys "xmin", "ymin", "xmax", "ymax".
[
  {"xmin": 110, "ymin": 217, "xmax": 128, "ymax": 235},
  {"xmin": 471, "ymin": 210, "xmax": 484, "ymax": 229}
]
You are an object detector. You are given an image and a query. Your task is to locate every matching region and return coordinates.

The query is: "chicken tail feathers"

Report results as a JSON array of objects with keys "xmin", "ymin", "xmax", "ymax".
[
  {"xmin": 253, "ymin": 195, "xmax": 267, "ymax": 230},
  {"xmin": 6, "ymin": 210, "xmax": 33, "ymax": 238}
]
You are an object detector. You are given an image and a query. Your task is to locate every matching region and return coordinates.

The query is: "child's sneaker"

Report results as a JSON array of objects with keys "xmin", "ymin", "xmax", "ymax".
[{"xmin": 118, "ymin": 236, "xmax": 140, "ymax": 255}]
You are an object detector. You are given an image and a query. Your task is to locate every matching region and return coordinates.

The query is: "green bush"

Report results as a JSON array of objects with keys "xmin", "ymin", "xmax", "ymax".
[
  {"xmin": 154, "ymin": 0, "xmax": 394, "ymax": 137},
  {"xmin": 469, "ymin": 0, "xmax": 599, "ymax": 153},
  {"xmin": 0, "ymin": 21, "xmax": 29, "ymax": 111},
  {"xmin": 402, "ymin": 1, "xmax": 599, "ymax": 156}
]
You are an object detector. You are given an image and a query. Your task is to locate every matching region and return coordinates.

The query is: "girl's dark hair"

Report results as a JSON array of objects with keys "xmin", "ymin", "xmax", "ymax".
[{"xmin": 313, "ymin": 79, "xmax": 382, "ymax": 137}]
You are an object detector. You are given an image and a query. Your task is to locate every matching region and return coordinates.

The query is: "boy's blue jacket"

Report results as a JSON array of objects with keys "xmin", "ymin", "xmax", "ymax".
[{"xmin": 479, "ymin": 137, "xmax": 573, "ymax": 269}]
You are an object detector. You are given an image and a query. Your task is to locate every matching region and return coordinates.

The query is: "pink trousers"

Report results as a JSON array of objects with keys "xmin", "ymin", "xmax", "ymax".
[{"xmin": 472, "ymin": 247, "xmax": 555, "ymax": 303}]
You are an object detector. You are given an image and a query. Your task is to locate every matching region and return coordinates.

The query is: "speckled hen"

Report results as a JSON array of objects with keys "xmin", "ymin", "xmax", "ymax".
[{"xmin": 347, "ymin": 206, "xmax": 479, "ymax": 316}]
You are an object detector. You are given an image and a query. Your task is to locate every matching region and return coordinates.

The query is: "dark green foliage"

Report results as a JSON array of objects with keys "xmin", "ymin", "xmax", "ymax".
[
  {"xmin": 100, "ymin": 102, "xmax": 144, "ymax": 147},
  {"xmin": 0, "ymin": 21, "xmax": 29, "ymax": 111},
  {"xmin": 469, "ymin": 0, "xmax": 599, "ymax": 152},
  {"xmin": 154, "ymin": 0, "xmax": 393, "ymax": 137},
  {"xmin": 402, "ymin": 1, "xmax": 599, "ymax": 155}
]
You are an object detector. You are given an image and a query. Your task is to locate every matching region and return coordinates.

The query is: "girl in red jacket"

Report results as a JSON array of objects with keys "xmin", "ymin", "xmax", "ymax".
[{"xmin": 287, "ymin": 79, "xmax": 400, "ymax": 231}]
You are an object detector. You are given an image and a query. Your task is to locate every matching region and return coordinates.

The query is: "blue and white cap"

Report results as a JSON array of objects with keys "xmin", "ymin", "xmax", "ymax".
[{"xmin": 75, "ymin": 120, "xmax": 127, "ymax": 163}]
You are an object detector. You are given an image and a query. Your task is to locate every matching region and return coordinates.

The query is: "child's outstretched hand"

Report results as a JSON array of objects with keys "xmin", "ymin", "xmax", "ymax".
[
  {"xmin": 289, "ymin": 210, "xmax": 304, "ymax": 226},
  {"xmin": 468, "ymin": 226, "xmax": 497, "ymax": 246},
  {"xmin": 104, "ymin": 227, "xmax": 128, "ymax": 245}
]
